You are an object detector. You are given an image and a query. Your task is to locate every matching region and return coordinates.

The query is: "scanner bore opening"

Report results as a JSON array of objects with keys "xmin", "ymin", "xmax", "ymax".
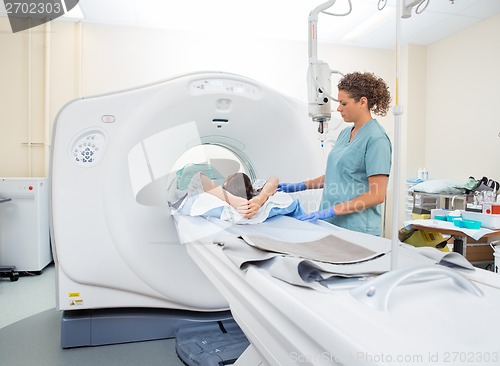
[{"xmin": 171, "ymin": 144, "xmax": 255, "ymax": 182}]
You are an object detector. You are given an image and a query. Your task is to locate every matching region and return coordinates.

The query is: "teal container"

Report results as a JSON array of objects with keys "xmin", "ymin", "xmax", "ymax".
[{"xmin": 463, "ymin": 219, "xmax": 481, "ymax": 230}]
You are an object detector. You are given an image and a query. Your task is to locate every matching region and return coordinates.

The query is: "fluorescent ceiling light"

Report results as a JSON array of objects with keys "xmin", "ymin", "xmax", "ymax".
[
  {"xmin": 62, "ymin": 3, "xmax": 85, "ymax": 20},
  {"xmin": 342, "ymin": 7, "xmax": 395, "ymax": 41}
]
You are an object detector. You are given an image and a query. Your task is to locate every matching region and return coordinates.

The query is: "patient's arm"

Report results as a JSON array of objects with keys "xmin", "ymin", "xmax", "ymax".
[
  {"xmin": 199, "ymin": 173, "xmax": 279, "ymax": 219},
  {"xmin": 199, "ymin": 173, "xmax": 249, "ymax": 212},
  {"xmin": 244, "ymin": 176, "xmax": 279, "ymax": 218}
]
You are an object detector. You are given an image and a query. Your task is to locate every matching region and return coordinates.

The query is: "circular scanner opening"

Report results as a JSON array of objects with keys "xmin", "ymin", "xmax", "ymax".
[{"xmin": 171, "ymin": 144, "xmax": 253, "ymax": 180}]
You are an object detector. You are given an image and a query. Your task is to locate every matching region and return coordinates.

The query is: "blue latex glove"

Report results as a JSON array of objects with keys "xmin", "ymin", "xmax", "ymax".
[
  {"xmin": 277, "ymin": 182, "xmax": 306, "ymax": 193},
  {"xmin": 297, "ymin": 207, "xmax": 336, "ymax": 222}
]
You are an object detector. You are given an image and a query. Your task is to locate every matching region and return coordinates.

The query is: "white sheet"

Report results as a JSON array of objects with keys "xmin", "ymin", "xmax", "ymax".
[{"xmin": 405, "ymin": 218, "xmax": 496, "ymax": 240}]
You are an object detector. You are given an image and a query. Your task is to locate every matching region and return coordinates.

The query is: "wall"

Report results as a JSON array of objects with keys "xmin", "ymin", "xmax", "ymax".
[
  {"xmin": 401, "ymin": 44, "xmax": 427, "ymax": 181},
  {"xmin": 0, "ymin": 17, "xmax": 394, "ymax": 178},
  {"xmin": 0, "ymin": 20, "xmax": 46, "ymax": 177},
  {"xmin": 425, "ymin": 13, "xmax": 500, "ymax": 182}
]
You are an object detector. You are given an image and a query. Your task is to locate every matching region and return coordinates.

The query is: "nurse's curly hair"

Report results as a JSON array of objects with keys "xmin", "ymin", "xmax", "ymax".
[{"xmin": 337, "ymin": 72, "xmax": 391, "ymax": 116}]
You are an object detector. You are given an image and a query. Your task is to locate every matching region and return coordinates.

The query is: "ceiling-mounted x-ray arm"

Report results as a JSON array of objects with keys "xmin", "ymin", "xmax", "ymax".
[
  {"xmin": 402, "ymin": 0, "xmax": 429, "ymax": 18},
  {"xmin": 307, "ymin": 0, "xmax": 351, "ymax": 133},
  {"xmin": 308, "ymin": 0, "xmax": 337, "ymax": 63}
]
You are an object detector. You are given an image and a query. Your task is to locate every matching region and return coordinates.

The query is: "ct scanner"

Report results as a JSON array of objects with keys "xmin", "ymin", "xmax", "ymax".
[
  {"xmin": 50, "ymin": 71, "xmax": 324, "ymax": 347},
  {"xmin": 51, "ymin": 71, "xmax": 500, "ymax": 364}
]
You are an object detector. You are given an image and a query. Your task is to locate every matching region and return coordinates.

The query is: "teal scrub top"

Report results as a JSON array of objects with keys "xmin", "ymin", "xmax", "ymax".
[{"xmin": 320, "ymin": 119, "xmax": 392, "ymax": 235}]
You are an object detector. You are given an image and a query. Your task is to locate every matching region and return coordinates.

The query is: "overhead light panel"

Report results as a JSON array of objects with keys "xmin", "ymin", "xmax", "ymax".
[{"xmin": 342, "ymin": 7, "xmax": 395, "ymax": 41}]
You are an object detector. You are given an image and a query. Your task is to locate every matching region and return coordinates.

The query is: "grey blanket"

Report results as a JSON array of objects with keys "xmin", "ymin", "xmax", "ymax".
[{"xmin": 210, "ymin": 216, "xmax": 474, "ymax": 290}]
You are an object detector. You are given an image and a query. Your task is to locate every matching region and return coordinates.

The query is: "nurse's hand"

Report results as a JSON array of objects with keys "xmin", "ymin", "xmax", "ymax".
[
  {"xmin": 297, "ymin": 207, "xmax": 336, "ymax": 222},
  {"xmin": 277, "ymin": 182, "xmax": 306, "ymax": 193}
]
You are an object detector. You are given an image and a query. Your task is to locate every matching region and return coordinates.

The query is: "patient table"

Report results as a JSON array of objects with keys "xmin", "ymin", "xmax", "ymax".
[{"xmin": 175, "ymin": 214, "xmax": 500, "ymax": 366}]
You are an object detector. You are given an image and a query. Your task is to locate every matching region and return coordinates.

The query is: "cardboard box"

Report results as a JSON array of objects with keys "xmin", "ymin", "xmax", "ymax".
[
  {"xmin": 465, "ymin": 243, "xmax": 494, "ymax": 262},
  {"xmin": 447, "ymin": 236, "xmax": 497, "ymax": 262}
]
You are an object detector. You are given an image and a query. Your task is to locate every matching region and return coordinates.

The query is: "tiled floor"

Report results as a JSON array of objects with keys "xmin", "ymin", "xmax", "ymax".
[
  {"xmin": 0, "ymin": 262, "xmax": 185, "ymax": 366},
  {"xmin": 0, "ymin": 262, "xmax": 56, "ymax": 329}
]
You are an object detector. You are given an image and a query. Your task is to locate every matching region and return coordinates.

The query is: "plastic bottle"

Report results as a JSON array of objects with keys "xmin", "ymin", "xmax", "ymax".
[
  {"xmin": 422, "ymin": 168, "xmax": 428, "ymax": 181},
  {"xmin": 417, "ymin": 168, "xmax": 423, "ymax": 180}
]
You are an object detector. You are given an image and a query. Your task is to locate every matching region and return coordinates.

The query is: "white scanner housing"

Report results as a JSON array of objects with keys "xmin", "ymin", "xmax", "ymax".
[{"xmin": 50, "ymin": 71, "xmax": 324, "ymax": 313}]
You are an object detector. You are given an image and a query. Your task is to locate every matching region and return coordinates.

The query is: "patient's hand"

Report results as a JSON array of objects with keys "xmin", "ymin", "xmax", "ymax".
[
  {"xmin": 231, "ymin": 197, "xmax": 250, "ymax": 216},
  {"xmin": 243, "ymin": 177, "xmax": 276, "ymax": 218},
  {"xmin": 241, "ymin": 197, "xmax": 263, "ymax": 218}
]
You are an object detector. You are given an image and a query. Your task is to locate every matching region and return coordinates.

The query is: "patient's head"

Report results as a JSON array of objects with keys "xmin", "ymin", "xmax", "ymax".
[{"xmin": 223, "ymin": 173, "xmax": 253, "ymax": 200}]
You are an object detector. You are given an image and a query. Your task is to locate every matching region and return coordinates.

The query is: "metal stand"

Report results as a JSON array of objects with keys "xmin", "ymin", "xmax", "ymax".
[
  {"xmin": 0, "ymin": 197, "xmax": 19, "ymax": 281},
  {"xmin": 0, "ymin": 265, "xmax": 19, "ymax": 281}
]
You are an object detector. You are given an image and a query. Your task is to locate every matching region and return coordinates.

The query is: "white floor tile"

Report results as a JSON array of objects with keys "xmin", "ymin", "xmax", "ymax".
[{"xmin": 0, "ymin": 262, "xmax": 56, "ymax": 329}]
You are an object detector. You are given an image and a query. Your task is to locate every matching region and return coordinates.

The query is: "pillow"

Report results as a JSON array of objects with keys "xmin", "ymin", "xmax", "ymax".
[
  {"xmin": 409, "ymin": 179, "xmax": 466, "ymax": 195},
  {"xmin": 176, "ymin": 163, "xmax": 224, "ymax": 190}
]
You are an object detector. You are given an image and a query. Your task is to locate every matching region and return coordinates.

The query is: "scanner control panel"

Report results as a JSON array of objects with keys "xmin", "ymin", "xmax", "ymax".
[{"xmin": 69, "ymin": 129, "xmax": 107, "ymax": 168}]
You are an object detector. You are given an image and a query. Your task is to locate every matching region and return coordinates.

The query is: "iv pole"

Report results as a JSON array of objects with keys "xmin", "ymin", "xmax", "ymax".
[{"xmin": 391, "ymin": 0, "xmax": 404, "ymax": 270}]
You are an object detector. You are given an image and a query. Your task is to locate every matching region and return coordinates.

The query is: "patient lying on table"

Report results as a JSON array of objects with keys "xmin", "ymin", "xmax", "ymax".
[{"xmin": 168, "ymin": 164, "xmax": 303, "ymax": 224}]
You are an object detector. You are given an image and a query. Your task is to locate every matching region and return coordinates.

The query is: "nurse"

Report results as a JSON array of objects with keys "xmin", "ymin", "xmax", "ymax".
[{"xmin": 280, "ymin": 71, "xmax": 392, "ymax": 236}]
